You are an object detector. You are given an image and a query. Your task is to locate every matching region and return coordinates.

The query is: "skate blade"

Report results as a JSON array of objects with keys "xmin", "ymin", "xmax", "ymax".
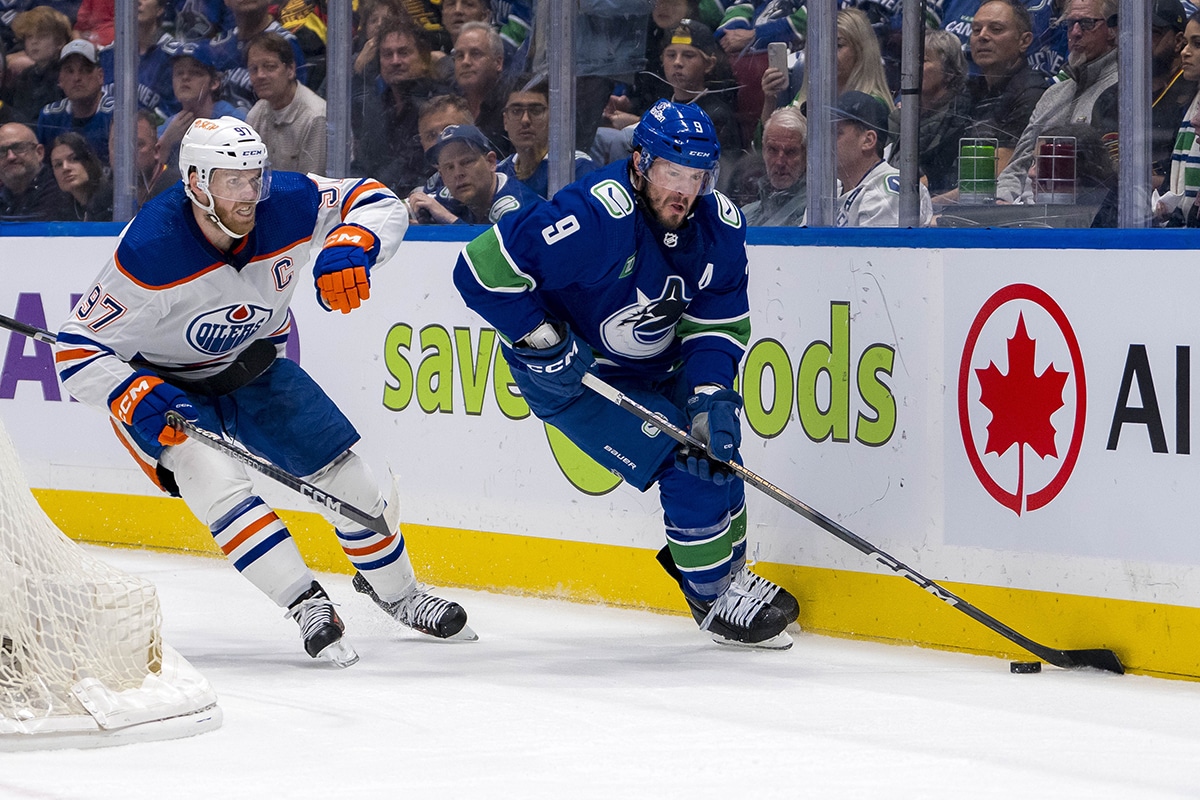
[
  {"xmin": 710, "ymin": 630, "xmax": 793, "ymax": 651},
  {"xmin": 318, "ymin": 639, "xmax": 361, "ymax": 667},
  {"xmin": 436, "ymin": 623, "xmax": 479, "ymax": 642}
]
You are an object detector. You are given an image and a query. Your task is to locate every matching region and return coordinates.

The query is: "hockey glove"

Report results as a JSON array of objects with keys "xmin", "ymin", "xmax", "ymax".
[
  {"xmin": 675, "ymin": 386, "xmax": 742, "ymax": 483},
  {"xmin": 509, "ymin": 321, "xmax": 595, "ymax": 399},
  {"xmin": 109, "ymin": 372, "xmax": 199, "ymax": 453},
  {"xmin": 314, "ymin": 225, "xmax": 379, "ymax": 314}
]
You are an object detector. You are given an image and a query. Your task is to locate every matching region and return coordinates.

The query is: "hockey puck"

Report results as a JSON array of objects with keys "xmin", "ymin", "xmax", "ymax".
[{"xmin": 1010, "ymin": 661, "xmax": 1041, "ymax": 674}]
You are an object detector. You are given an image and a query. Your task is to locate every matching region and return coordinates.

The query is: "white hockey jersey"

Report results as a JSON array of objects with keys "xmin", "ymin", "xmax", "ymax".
[
  {"xmin": 835, "ymin": 160, "xmax": 933, "ymax": 228},
  {"xmin": 55, "ymin": 172, "xmax": 407, "ymax": 411}
]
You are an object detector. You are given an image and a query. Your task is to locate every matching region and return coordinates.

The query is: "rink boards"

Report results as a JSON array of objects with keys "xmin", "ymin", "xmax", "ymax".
[{"xmin": 4, "ymin": 227, "xmax": 1200, "ymax": 679}]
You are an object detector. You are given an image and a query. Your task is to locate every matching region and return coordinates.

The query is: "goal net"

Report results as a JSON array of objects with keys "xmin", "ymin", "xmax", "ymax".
[{"xmin": 0, "ymin": 419, "xmax": 220, "ymax": 750}]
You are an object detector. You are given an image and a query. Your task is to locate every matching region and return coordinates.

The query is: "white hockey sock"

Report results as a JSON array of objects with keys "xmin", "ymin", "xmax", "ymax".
[{"xmin": 210, "ymin": 496, "xmax": 313, "ymax": 607}]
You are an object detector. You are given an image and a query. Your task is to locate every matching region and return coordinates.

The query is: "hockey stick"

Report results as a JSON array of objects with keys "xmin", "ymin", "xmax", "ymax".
[
  {"xmin": 581, "ymin": 373, "xmax": 1125, "ymax": 674},
  {"xmin": 0, "ymin": 314, "xmax": 392, "ymax": 537}
]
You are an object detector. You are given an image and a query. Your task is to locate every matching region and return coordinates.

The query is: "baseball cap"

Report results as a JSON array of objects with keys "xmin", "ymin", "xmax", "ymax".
[
  {"xmin": 1152, "ymin": 0, "xmax": 1186, "ymax": 32},
  {"xmin": 59, "ymin": 39, "xmax": 99, "ymax": 66},
  {"xmin": 168, "ymin": 40, "xmax": 220, "ymax": 73},
  {"xmin": 664, "ymin": 19, "xmax": 717, "ymax": 56},
  {"xmin": 427, "ymin": 124, "xmax": 495, "ymax": 164},
  {"xmin": 831, "ymin": 91, "xmax": 890, "ymax": 142}
]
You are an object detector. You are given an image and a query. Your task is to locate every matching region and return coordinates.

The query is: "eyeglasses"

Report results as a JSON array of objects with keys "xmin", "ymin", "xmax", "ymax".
[
  {"xmin": 0, "ymin": 142, "xmax": 37, "ymax": 157},
  {"xmin": 503, "ymin": 104, "xmax": 549, "ymax": 120},
  {"xmin": 1058, "ymin": 16, "xmax": 1109, "ymax": 32}
]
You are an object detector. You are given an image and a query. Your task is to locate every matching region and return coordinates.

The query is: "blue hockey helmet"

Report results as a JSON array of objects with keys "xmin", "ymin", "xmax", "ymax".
[{"xmin": 631, "ymin": 100, "xmax": 721, "ymax": 195}]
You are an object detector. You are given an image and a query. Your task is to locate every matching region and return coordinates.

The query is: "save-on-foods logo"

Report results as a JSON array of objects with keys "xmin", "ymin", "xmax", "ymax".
[{"xmin": 958, "ymin": 284, "xmax": 1085, "ymax": 515}]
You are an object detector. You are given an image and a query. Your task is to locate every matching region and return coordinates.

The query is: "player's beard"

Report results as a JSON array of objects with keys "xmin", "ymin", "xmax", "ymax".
[{"xmin": 215, "ymin": 200, "xmax": 257, "ymax": 237}]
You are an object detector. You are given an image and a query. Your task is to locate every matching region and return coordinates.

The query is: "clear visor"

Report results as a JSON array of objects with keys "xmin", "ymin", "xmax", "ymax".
[
  {"xmin": 205, "ymin": 166, "xmax": 272, "ymax": 203},
  {"xmin": 642, "ymin": 157, "xmax": 718, "ymax": 196}
]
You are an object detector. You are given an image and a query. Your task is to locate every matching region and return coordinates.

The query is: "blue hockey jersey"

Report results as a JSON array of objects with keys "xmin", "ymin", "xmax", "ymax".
[{"xmin": 454, "ymin": 159, "xmax": 750, "ymax": 391}]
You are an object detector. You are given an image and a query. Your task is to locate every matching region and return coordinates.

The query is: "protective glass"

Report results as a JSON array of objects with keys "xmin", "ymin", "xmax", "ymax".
[
  {"xmin": 205, "ymin": 166, "xmax": 272, "ymax": 202},
  {"xmin": 642, "ymin": 157, "xmax": 718, "ymax": 196}
]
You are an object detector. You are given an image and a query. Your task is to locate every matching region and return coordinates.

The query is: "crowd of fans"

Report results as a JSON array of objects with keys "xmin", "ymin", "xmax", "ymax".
[{"xmin": 0, "ymin": 0, "xmax": 1197, "ymax": 228}]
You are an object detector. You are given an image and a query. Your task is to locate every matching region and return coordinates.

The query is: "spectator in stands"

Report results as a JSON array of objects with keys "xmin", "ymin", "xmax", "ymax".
[
  {"xmin": 412, "ymin": 92, "xmax": 474, "ymax": 207},
  {"xmin": 741, "ymin": 105, "xmax": 807, "ymax": 226},
  {"xmin": 49, "ymin": 131, "xmax": 112, "ymax": 220},
  {"xmin": 451, "ymin": 21, "xmax": 513, "ymax": 158},
  {"xmin": 819, "ymin": 90, "xmax": 931, "ymax": 227},
  {"xmin": 1156, "ymin": 9, "xmax": 1200, "ymax": 226},
  {"xmin": 352, "ymin": 0, "xmax": 394, "ymax": 92},
  {"xmin": 156, "ymin": 41, "xmax": 245, "ymax": 166},
  {"xmin": 530, "ymin": 1, "xmax": 653, "ymax": 152},
  {"xmin": 37, "ymin": 41, "xmax": 114, "ymax": 164},
  {"xmin": 497, "ymin": 75, "xmax": 596, "ymax": 200},
  {"xmin": 962, "ymin": 1, "xmax": 1049, "ymax": 176},
  {"xmin": 442, "ymin": 0, "xmax": 492, "ymax": 44},
  {"xmin": 171, "ymin": 0, "xmax": 236, "ymax": 41},
  {"xmin": 76, "ymin": 0, "xmax": 116, "ymax": 47},
  {"xmin": 1151, "ymin": 0, "xmax": 1193, "ymax": 182},
  {"xmin": 208, "ymin": 0, "xmax": 308, "ymax": 108},
  {"xmin": 352, "ymin": 16, "xmax": 447, "ymax": 196},
  {"xmin": 888, "ymin": 28, "xmax": 971, "ymax": 196},
  {"xmin": 767, "ymin": 7, "xmax": 895, "ymax": 123},
  {"xmin": 995, "ymin": 0, "xmax": 1118, "ymax": 203},
  {"xmin": 406, "ymin": 123, "xmax": 540, "ymax": 224},
  {"xmin": 98, "ymin": 0, "xmax": 179, "ymax": 122},
  {"xmin": 940, "ymin": 0, "xmax": 1066, "ymax": 79},
  {"xmin": 246, "ymin": 31, "xmax": 325, "ymax": 174},
  {"xmin": 594, "ymin": 18, "xmax": 742, "ymax": 169},
  {"xmin": 109, "ymin": 108, "xmax": 180, "ymax": 211},
  {"xmin": 418, "ymin": 93, "xmax": 474, "ymax": 154},
  {"xmin": 276, "ymin": 0, "xmax": 327, "ymax": 90},
  {"xmin": 714, "ymin": 1, "xmax": 805, "ymax": 146},
  {"xmin": 0, "ymin": 43, "xmax": 13, "ymax": 125},
  {"xmin": 3, "ymin": 7, "xmax": 71, "ymax": 123},
  {"xmin": 0, "ymin": 121, "xmax": 72, "ymax": 221}
]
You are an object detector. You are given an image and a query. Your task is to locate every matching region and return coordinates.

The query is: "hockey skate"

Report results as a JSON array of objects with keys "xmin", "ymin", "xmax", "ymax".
[
  {"xmin": 352, "ymin": 572, "xmax": 478, "ymax": 641},
  {"xmin": 655, "ymin": 545, "xmax": 800, "ymax": 626},
  {"xmin": 694, "ymin": 582, "xmax": 793, "ymax": 650},
  {"xmin": 288, "ymin": 581, "xmax": 360, "ymax": 668}
]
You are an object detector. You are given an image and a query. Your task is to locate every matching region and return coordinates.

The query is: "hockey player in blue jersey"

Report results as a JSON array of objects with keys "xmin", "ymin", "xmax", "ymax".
[
  {"xmin": 454, "ymin": 100, "xmax": 799, "ymax": 649},
  {"xmin": 55, "ymin": 116, "xmax": 474, "ymax": 668}
]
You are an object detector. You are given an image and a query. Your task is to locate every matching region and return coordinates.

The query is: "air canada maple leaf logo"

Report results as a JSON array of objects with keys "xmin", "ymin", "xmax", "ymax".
[{"xmin": 958, "ymin": 285, "xmax": 1086, "ymax": 515}]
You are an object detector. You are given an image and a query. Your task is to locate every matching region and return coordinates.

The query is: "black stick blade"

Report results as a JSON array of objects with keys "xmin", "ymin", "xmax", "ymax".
[{"xmin": 1043, "ymin": 648, "xmax": 1125, "ymax": 674}]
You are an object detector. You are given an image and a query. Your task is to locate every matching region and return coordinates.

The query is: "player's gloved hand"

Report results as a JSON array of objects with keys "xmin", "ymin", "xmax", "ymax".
[
  {"xmin": 314, "ymin": 224, "xmax": 379, "ymax": 314},
  {"xmin": 510, "ymin": 321, "xmax": 595, "ymax": 399},
  {"xmin": 109, "ymin": 371, "xmax": 199, "ymax": 451},
  {"xmin": 674, "ymin": 445, "xmax": 735, "ymax": 485}
]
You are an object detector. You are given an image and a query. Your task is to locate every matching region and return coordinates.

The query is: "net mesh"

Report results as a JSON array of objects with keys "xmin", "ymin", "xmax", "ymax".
[{"xmin": 0, "ymin": 421, "xmax": 162, "ymax": 730}]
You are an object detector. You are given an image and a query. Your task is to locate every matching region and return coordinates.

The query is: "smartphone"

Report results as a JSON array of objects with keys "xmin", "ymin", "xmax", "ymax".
[{"xmin": 767, "ymin": 41, "xmax": 789, "ymax": 76}]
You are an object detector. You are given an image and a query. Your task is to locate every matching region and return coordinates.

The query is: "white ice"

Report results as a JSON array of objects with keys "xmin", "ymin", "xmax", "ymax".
[{"xmin": 2, "ymin": 545, "xmax": 1198, "ymax": 800}]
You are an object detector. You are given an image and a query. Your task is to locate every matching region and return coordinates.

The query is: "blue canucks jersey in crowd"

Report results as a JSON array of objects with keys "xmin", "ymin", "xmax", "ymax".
[
  {"xmin": 100, "ymin": 32, "xmax": 180, "ymax": 121},
  {"xmin": 37, "ymin": 93, "xmax": 115, "ymax": 161}
]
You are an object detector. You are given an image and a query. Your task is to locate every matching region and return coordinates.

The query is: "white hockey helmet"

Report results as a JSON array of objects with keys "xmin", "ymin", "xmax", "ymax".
[{"xmin": 180, "ymin": 117, "xmax": 272, "ymax": 234}]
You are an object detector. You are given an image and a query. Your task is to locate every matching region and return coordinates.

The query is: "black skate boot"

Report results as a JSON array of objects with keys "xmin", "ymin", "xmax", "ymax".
[
  {"xmin": 695, "ymin": 582, "xmax": 792, "ymax": 650},
  {"xmin": 288, "ymin": 581, "xmax": 359, "ymax": 667},
  {"xmin": 352, "ymin": 572, "xmax": 477, "ymax": 641},
  {"xmin": 656, "ymin": 545, "xmax": 800, "ymax": 625}
]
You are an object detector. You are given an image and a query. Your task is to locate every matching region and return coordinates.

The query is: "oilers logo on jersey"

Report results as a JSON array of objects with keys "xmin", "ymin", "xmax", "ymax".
[
  {"xmin": 186, "ymin": 304, "xmax": 273, "ymax": 356},
  {"xmin": 600, "ymin": 276, "xmax": 691, "ymax": 359}
]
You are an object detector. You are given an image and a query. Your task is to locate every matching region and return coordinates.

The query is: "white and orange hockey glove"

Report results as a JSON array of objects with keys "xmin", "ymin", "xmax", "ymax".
[{"xmin": 313, "ymin": 224, "xmax": 380, "ymax": 314}]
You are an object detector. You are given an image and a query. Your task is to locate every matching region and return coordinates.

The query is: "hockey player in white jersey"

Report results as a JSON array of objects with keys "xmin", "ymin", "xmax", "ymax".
[{"xmin": 55, "ymin": 116, "xmax": 474, "ymax": 667}]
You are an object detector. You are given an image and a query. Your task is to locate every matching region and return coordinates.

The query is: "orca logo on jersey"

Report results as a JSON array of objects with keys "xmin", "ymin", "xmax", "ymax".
[
  {"xmin": 599, "ymin": 275, "xmax": 691, "ymax": 359},
  {"xmin": 186, "ymin": 304, "xmax": 273, "ymax": 356}
]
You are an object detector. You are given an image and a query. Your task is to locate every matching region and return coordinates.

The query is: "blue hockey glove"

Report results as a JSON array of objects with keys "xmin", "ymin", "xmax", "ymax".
[
  {"xmin": 685, "ymin": 386, "xmax": 743, "ymax": 461},
  {"xmin": 674, "ymin": 445, "xmax": 735, "ymax": 485},
  {"xmin": 509, "ymin": 322, "xmax": 595, "ymax": 399},
  {"xmin": 314, "ymin": 225, "xmax": 378, "ymax": 314},
  {"xmin": 109, "ymin": 371, "xmax": 199, "ymax": 453}
]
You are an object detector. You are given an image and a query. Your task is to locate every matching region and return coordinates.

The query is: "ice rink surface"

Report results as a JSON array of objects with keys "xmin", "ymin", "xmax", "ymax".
[{"xmin": 3, "ymin": 545, "xmax": 1200, "ymax": 800}]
